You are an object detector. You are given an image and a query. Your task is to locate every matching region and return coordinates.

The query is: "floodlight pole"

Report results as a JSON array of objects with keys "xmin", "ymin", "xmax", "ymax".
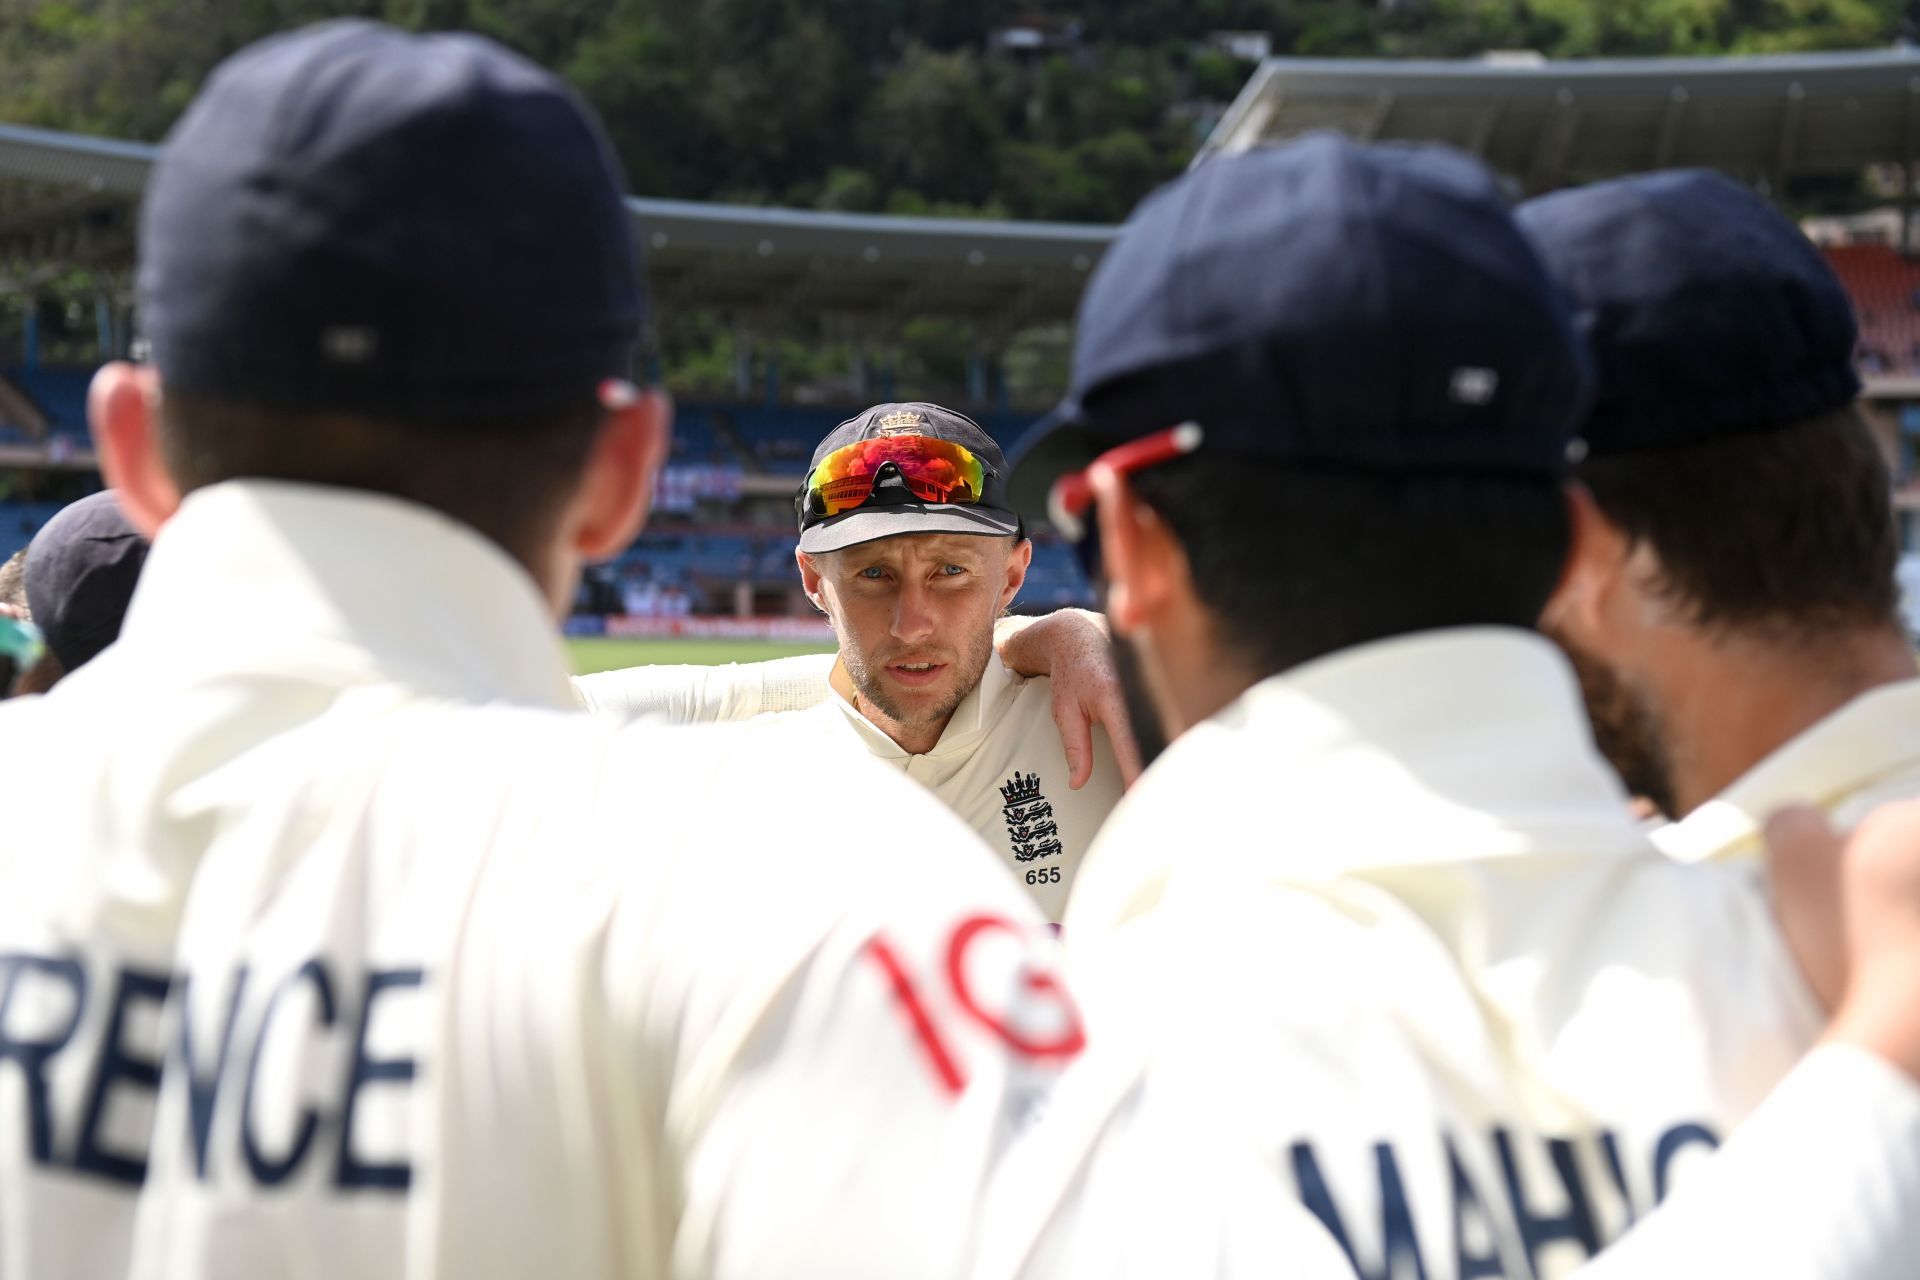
[
  {"xmin": 733, "ymin": 333, "xmax": 753, "ymax": 398},
  {"xmin": 94, "ymin": 291, "xmax": 114, "ymax": 360},
  {"xmin": 966, "ymin": 336, "xmax": 988, "ymax": 406},
  {"xmin": 1903, "ymin": 165, "xmax": 1913, "ymax": 257},
  {"xmin": 1904, "ymin": 77, "xmax": 1920, "ymax": 256}
]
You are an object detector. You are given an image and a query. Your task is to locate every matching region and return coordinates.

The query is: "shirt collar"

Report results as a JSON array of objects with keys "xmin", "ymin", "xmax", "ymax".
[
  {"xmin": 827, "ymin": 650, "xmax": 1017, "ymax": 760},
  {"xmin": 121, "ymin": 480, "xmax": 576, "ymax": 710},
  {"xmin": 1658, "ymin": 677, "xmax": 1920, "ymax": 860},
  {"xmin": 1065, "ymin": 627, "xmax": 1645, "ymax": 938}
]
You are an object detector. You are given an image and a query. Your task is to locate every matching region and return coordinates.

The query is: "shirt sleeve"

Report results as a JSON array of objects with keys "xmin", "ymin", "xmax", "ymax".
[{"xmin": 570, "ymin": 652, "xmax": 835, "ymax": 723}]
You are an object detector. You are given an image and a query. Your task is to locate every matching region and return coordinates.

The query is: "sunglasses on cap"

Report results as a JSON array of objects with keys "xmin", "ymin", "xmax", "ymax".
[{"xmin": 798, "ymin": 435, "xmax": 994, "ymax": 524}]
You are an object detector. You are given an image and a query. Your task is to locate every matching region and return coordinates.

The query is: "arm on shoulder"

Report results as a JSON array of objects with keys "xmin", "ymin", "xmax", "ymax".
[
  {"xmin": 571, "ymin": 651, "xmax": 836, "ymax": 724},
  {"xmin": 995, "ymin": 609, "xmax": 1143, "ymax": 789}
]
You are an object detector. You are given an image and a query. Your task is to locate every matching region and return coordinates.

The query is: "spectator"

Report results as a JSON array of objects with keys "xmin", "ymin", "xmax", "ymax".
[
  {"xmin": 20, "ymin": 490, "xmax": 148, "ymax": 691},
  {"xmin": 0, "ymin": 548, "xmax": 25, "ymax": 613},
  {"xmin": 0, "ymin": 548, "xmax": 44, "ymax": 698}
]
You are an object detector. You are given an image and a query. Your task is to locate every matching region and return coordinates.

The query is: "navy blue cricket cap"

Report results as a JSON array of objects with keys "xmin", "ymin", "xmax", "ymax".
[
  {"xmin": 1517, "ymin": 169, "xmax": 1860, "ymax": 456},
  {"xmin": 23, "ymin": 491, "xmax": 148, "ymax": 673},
  {"xmin": 139, "ymin": 20, "xmax": 644, "ymax": 423},
  {"xmin": 797, "ymin": 402, "xmax": 1021, "ymax": 553},
  {"xmin": 1010, "ymin": 133, "xmax": 1593, "ymax": 515}
]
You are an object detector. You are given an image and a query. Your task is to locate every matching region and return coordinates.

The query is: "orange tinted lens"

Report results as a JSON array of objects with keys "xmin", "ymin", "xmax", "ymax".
[{"xmin": 805, "ymin": 436, "xmax": 988, "ymax": 517}]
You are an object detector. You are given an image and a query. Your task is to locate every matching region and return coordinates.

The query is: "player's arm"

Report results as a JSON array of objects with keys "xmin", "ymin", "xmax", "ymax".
[
  {"xmin": 1567, "ymin": 802, "xmax": 1920, "ymax": 1277},
  {"xmin": 571, "ymin": 609, "xmax": 1144, "ymax": 787},
  {"xmin": 995, "ymin": 608, "xmax": 1142, "ymax": 788},
  {"xmin": 570, "ymin": 652, "xmax": 835, "ymax": 721}
]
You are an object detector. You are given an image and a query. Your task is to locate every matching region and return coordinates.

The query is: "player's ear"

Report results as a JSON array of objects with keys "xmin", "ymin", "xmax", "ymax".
[
  {"xmin": 90, "ymin": 362, "xmax": 178, "ymax": 540},
  {"xmin": 998, "ymin": 537, "xmax": 1032, "ymax": 612},
  {"xmin": 797, "ymin": 550, "xmax": 829, "ymax": 613},
  {"xmin": 1541, "ymin": 481, "xmax": 1626, "ymax": 639},
  {"xmin": 1089, "ymin": 465, "xmax": 1186, "ymax": 637},
  {"xmin": 570, "ymin": 382, "xmax": 672, "ymax": 561}
]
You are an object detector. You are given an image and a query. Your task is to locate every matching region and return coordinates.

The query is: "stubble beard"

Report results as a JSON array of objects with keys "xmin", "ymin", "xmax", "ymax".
[
  {"xmin": 1109, "ymin": 632, "xmax": 1171, "ymax": 770},
  {"xmin": 1545, "ymin": 624, "xmax": 1680, "ymax": 820},
  {"xmin": 841, "ymin": 619, "xmax": 997, "ymax": 733}
]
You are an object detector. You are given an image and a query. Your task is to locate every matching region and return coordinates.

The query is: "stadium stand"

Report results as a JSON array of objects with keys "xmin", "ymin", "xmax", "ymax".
[
  {"xmin": 0, "ymin": 390, "xmax": 1098, "ymax": 615},
  {"xmin": 16, "ymin": 53, "xmax": 1920, "ymax": 623},
  {"xmin": 689, "ymin": 403, "xmax": 1040, "ymax": 469},
  {"xmin": 1198, "ymin": 51, "xmax": 1920, "ymax": 197},
  {"xmin": 5, "ymin": 366, "xmax": 90, "ymax": 432},
  {"xmin": 1825, "ymin": 246, "xmax": 1920, "ymax": 375},
  {"xmin": 0, "ymin": 501, "xmax": 73, "ymax": 561},
  {"xmin": 664, "ymin": 405, "xmax": 731, "ymax": 465}
]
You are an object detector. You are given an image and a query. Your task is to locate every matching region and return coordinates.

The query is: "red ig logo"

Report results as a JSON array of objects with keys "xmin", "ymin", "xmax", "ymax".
[{"xmin": 866, "ymin": 914, "xmax": 1085, "ymax": 1095}]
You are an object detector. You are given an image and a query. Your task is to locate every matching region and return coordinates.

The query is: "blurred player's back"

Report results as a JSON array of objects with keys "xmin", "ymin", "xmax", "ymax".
[
  {"xmin": 0, "ymin": 481, "xmax": 1070, "ymax": 1280},
  {"xmin": 1002, "ymin": 633, "xmax": 1819, "ymax": 1276},
  {"xmin": 981, "ymin": 136, "xmax": 1827, "ymax": 1279},
  {"xmin": 0, "ymin": 22, "xmax": 1079, "ymax": 1280}
]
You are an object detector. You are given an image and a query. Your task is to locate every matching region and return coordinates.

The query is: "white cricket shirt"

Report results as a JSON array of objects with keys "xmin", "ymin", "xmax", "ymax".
[
  {"xmin": 575, "ymin": 650, "xmax": 1123, "ymax": 923},
  {"xmin": 735, "ymin": 657, "xmax": 1119, "ymax": 922},
  {"xmin": 1654, "ymin": 677, "xmax": 1920, "ymax": 863},
  {"xmin": 0, "ymin": 481, "xmax": 1080, "ymax": 1280},
  {"xmin": 994, "ymin": 628, "xmax": 1828, "ymax": 1280}
]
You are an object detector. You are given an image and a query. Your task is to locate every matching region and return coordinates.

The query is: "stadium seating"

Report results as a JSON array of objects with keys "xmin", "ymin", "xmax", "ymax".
[
  {"xmin": 675, "ymin": 401, "xmax": 1040, "ymax": 470},
  {"xmin": 0, "ymin": 376, "xmax": 1040, "ymax": 472},
  {"xmin": 1022, "ymin": 537, "xmax": 1095, "ymax": 608},
  {"xmin": 1824, "ymin": 246, "xmax": 1920, "ymax": 375},
  {"xmin": 603, "ymin": 524, "xmax": 1092, "ymax": 607},
  {"xmin": 4, "ymin": 366, "xmax": 92, "ymax": 432},
  {"xmin": 0, "ymin": 386, "xmax": 1089, "ymax": 614},
  {"xmin": 665, "ymin": 405, "xmax": 732, "ymax": 464},
  {"xmin": 0, "ymin": 501, "xmax": 73, "ymax": 562}
]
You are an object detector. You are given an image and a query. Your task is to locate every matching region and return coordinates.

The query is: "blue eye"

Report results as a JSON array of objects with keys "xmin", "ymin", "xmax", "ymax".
[
  {"xmin": 940, "ymin": 564, "xmax": 967, "ymax": 576},
  {"xmin": 858, "ymin": 566, "xmax": 887, "ymax": 580}
]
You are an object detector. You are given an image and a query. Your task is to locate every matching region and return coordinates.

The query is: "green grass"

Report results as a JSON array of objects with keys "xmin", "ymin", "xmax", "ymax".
[{"xmin": 566, "ymin": 636, "xmax": 836, "ymax": 674}]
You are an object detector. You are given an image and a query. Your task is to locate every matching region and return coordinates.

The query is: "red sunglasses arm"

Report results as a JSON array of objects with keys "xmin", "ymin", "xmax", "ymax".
[{"xmin": 1047, "ymin": 423, "xmax": 1203, "ymax": 540}]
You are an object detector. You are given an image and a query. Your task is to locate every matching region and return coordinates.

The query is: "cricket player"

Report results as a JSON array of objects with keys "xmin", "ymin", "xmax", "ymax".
[
  {"xmin": 1514, "ymin": 171, "xmax": 1920, "ymax": 864},
  {"xmin": 573, "ymin": 604, "xmax": 1132, "ymax": 797},
  {"xmin": 0, "ymin": 23, "xmax": 1081, "ymax": 1279},
  {"xmin": 15, "ymin": 490, "xmax": 148, "ymax": 692},
  {"xmin": 976, "ymin": 135, "xmax": 1920, "ymax": 1278},
  {"xmin": 0, "ymin": 551, "xmax": 37, "ymax": 698},
  {"xmin": 581, "ymin": 403, "xmax": 1127, "ymax": 920}
]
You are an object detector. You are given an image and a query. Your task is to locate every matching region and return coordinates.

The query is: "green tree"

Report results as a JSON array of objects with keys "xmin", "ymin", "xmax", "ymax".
[{"xmin": 867, "ymin": 42, "xmax": 1000, "ymax": 203}]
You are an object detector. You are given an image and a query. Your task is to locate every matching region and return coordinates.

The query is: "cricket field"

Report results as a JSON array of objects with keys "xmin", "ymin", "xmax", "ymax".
[{"xmin": 565, "ymin": 636, "xmax": 835, "ymax": 675}]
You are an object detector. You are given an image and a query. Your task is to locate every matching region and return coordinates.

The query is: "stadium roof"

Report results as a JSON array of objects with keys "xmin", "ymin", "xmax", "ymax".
[
  {"xmin": 1200, "ymin": 49, "xmax": 1920, "ymax": 193},
  {"xmin": 0, "ymin": 121, "xmax": 1114, "ymax": 333},
  {"xmin": 12, "ymin": 50, "xmax": 1920, "ymax": 338}
]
